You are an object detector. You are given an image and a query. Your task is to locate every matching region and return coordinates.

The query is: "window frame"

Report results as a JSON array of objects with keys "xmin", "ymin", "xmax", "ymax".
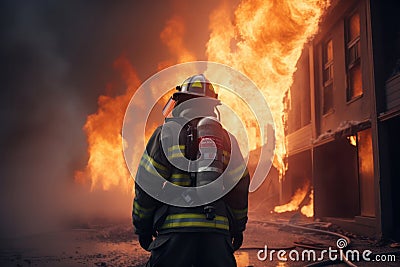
[
  {"xmin": 345, "ymin": 9, "xmax": 363, "ymax": 102},
  {"xmin": 322, "ymin": 39, "xmax": 334, "ymax": 115}
]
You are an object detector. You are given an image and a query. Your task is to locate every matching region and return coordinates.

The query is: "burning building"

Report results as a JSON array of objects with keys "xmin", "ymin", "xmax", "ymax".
[
  {"xmin": 285, "ymin": 0, "xmax": 400, "ymax": 240},
  {"xmin": 69, "ymin": 0, "xmax": 399, "ymax": 245}
]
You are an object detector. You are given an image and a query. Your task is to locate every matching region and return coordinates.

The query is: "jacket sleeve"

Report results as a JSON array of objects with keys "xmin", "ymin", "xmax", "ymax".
[
  {"xmin": 132, "ymin": 127, "xmax": 170, "ymax": 236},
  {"xmin": 223, "ymin": 132, "xmax": 250, "ymax": 234},
  {"xmin": 224, "ymin": 171, "xmax": 250, "ymax": 233}
]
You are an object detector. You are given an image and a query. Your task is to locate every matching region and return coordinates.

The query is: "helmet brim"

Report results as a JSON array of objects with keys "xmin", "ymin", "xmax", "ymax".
[{"xmin": 173, "ymin": 92, "xmax": 221, "ymax": 105}]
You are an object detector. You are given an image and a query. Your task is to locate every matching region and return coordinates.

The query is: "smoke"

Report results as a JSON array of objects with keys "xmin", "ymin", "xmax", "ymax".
[
  {"xmin": 0, "ymin": 1, "xmax": 93, "ymax": 237},
  {"xmin": 0, "ymin": 1, "xmax": 140, "ymax": 237},
  {"xmin": 0, "ymin": 0, "xmax": 224, "ymax": 238}
]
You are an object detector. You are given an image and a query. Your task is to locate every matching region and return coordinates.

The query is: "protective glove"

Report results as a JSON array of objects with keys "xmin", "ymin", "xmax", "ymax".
[
  {"xmin": 232, "ymin": 232, "xmax": 243, "ymax": 251},
  {"xmin": 139, "ymin": 234, "xmax": 153, "ymax": 251}
]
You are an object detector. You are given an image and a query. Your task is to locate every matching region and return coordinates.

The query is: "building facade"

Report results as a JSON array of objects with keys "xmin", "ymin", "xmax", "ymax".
[{"xmin": 286, "ymin": 0, "xmax": 400, "ymax": 240}]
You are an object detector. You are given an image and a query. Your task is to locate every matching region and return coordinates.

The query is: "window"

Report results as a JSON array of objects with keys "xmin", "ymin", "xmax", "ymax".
[
  {"xmin": 346, "ymin": 11, "xmax": 363, "ymax": 100},
  {"xmin": 323, "ymin": 39, "xmax": 334, "ymax": 114}
]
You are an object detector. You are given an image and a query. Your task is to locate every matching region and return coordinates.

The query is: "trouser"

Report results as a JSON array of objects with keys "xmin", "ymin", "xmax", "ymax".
[{"xmin": 145, "ymin": 232, "xmax": 237, "ymax": 267}]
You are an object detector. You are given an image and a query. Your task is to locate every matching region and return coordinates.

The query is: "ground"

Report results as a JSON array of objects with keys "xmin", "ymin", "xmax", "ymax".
[{"xmin": 0, "ymin": 213, "xmax": 399, "ymax": 267}]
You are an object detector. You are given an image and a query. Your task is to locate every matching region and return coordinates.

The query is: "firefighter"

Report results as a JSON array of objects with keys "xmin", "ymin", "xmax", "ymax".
[{"xmin": 132, "ymin": 74, "xmax": 250, "ymax": 267}]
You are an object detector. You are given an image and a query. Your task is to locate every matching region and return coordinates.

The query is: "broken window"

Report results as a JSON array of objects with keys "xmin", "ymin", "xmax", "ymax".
[
  {"xmin": 346, "ymin": 11, "xmax": 363, "ymax": 100},
  {"xmin": 323, "ymin": 39, "xmax": 334, "ymax": 114}
]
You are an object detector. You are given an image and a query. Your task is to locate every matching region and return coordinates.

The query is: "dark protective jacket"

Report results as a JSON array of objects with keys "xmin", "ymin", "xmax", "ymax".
[{"xmin": 132, "ymin": 115, "xmax": 250, "ymax": 237}]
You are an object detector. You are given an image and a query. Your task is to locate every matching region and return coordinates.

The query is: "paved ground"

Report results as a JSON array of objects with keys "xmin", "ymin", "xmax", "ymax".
[{"xmin": 0, "ymin": 213, "xmax": 399, "ymax": 266}]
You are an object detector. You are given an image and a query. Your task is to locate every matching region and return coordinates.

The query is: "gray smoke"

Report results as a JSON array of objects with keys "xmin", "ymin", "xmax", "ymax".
[{"xmin": 0, "ymin": 0, "xmax": 223, "ymax": 238}]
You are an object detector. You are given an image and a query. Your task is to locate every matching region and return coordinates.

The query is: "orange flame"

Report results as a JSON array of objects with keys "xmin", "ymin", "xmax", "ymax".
[
  {"xmin": 76, "ymin": 0, "xmax": 330, "ymax": 191},
  {"xmin": 206, "ymin": 0, "xmax": 330, "ymax": 177},
  {"xmin": 76, "ymin": 15, "xmax": 197, "ymax": 191},
  {"xmin": 300, "ymin": 190, "xmax": 314, "ymax": 217},
  {"xmin": 273, "ymin": 183, "xmax": 314, "ymax": 217},
  {"xmin": 158, "ymin": 16, "xmax": 196, "ymax": 70},
  {"xmin": 347, "ymin": 135, "xmax": 357, "ymax": 147},
  {"xmin": 75, "ymin": 56, "xmax": 141, "ymax": 191},
  {"xmin": 274, "ymin": 184, "xmax": 308, "ymax": 213}
]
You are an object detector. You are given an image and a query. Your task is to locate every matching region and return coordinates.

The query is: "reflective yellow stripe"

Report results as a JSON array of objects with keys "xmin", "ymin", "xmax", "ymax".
[
  {"xmin": 231, "ymin": 207, "xmax": 248, "ymax": 219},
  {"xmin": 171, "ymin": 173, "xmax": 190, "ymax": 178},
  {"xmin": 164, "ymin": 213, "xmax": 213, "ymax": 219},
  {"xmin": 133, "ymin": 202, "xmax": 155, "ymax": 219},
  {"xmin": 162, "ymin": 221, "xmax": 229, "ymax": 229},
  {"xmin": 134, "ymin": 201, "xmax": 155, "ymax": 212},
  {"xmin": 228, "ymin": 163, "xmax": 246, "ymax": 176},
  {"xmin": 170, "ymin": 152, "xmax": 185, "ymax": 159},
  {"xmin": 139, "ymin": 153, "xmax": 169, "ymax": 178},
  {"xmin": 142, "ymin": 154, "xmax": 167, "ymax": 171},
  {"xmin": 168, "ymin": 145, "xmax": 185, "ymax": 159},
  {"xmin": 171, "ymin": 181, "xmax": 191, "ymax": 186},
  {"xmin": 168, "ymin": 145, "xmax": 185, "ymax": 152},
  {"xmin": 139, "ymin": 160, "xmax": 159, "ymax": 177},
  {"xmin": 161, "ymin": 213, "xmax": 229, "ymax": 230},
  {"xmin": 170, "ymin": 173, "xmax": 191, "ymax": 186},
  {"xmin": 140, "ymin": 159, "xmax": 166, "ymax": 178}
]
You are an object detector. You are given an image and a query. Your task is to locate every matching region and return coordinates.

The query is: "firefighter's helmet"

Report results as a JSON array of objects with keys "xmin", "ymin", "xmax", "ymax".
[
  {"xmin": 174, "ymin": 74, "xmax": 218, "ymax": 99},
  {"xmin": 163, "ymin": 74, "xmax": 218, "ymax": 117}
]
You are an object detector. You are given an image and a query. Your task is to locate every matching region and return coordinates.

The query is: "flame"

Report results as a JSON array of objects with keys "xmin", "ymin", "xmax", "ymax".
[
  {"xmin": 300, "ymin": 190, "xmax": 314, "ymax": 217},
  {"xmin": 76, "ymin": 15, "xmax": 197, "ymax": 190},
  {"xmin": 274, "ymin": 184, "xmax": 308, "ymax": 213},
  {"xmin": 158, "ymin": 16, "xmax": 196, "ymax": 70},
  {"xmin": 347, "ymin": 135, "xmax": 357, "ymax": 147},
  {"xmin": 76, "ymin": 0, "xmax": 330, "ymax": 191},
  {"xmin": 206, "ymin": 0, "xmax": 330, "ymax": 177},
  {"xmin": 75, "ymin": 56, "xmax": 141, "ymax": 191},
  {"xmin": 235, "ymin": 252, "xmax": 250, "ymax": 267}
]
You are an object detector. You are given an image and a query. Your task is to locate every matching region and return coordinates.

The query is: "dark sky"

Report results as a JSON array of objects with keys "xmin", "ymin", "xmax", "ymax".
[{"xmin": 0, "ymin": 0, "xmax": 233, "ymax": 237}]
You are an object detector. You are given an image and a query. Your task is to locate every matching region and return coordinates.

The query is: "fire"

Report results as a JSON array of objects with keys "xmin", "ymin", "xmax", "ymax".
[
  {"xmin": 76, "ymin": 15, "xmax": 197, "ymax": 190},
  {"xmin": 274, "ymin": 184, "xmax": 314, "ymax": 217},
  {"xmin": 206, "ymin": 0, "xmax": 330, "ymax": 177},
  {"xmin": 75, "ymin": 56, "xmax": 141, "ymax": 191},
  {"xmin": 301, "ymin": 190, "xmax": 314, "ymax": 217},
  {"xmin": 77, "ymin": 0, "xmax": 330, "ymax": 191},
  {"xmin": 348, "ymin": 135, "xmax": 357, "ymax": 146},
  {"xmin": 158, "ymin": 16, "xmax": 196, "ymax": 70},
  {"xmin": 274, "ymin": 184, "xmax": 308, "ymax": 213}
]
